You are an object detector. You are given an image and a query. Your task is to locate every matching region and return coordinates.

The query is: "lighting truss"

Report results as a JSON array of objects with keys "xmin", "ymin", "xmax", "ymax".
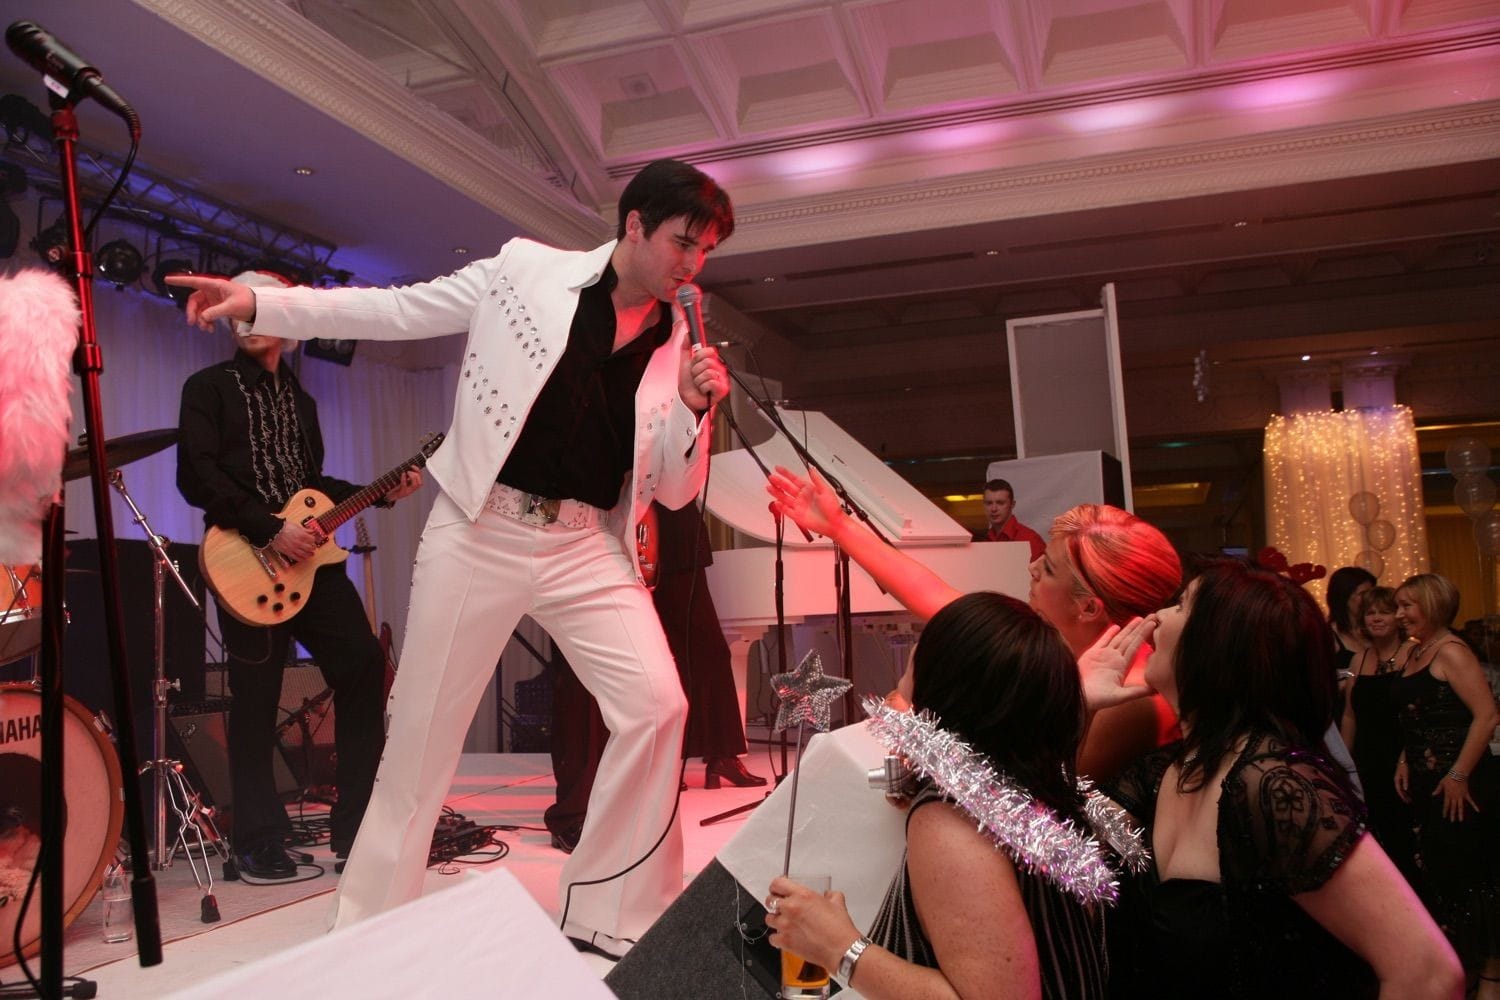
[{"xmin": 2, "ymin": 107, "xmax": 349, "ymax": 283}]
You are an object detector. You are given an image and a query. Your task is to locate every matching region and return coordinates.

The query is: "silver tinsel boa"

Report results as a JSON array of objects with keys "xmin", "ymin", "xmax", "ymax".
[{"xmin": 862, "ymin": 697, "xmax": 1150, "ymax": 906}]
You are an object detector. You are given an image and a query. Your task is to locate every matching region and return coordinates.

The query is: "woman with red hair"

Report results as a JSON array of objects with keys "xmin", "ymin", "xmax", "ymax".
[{"xmin": 1026, "ymin": 504, "xmax": 1182, "ymax": 782}]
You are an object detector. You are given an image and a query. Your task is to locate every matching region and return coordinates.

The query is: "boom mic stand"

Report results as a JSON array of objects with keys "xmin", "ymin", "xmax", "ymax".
[
  {"xmin": 9, "ymin": 38, "xmax": 162, "ymax": 996},
  {"xmin": 699, "ymin": 370, "xmax": 886, "ymax": 827},
  {"xmin": 109, "ymin": 471, "xmax": 232, "ymax": 920}
]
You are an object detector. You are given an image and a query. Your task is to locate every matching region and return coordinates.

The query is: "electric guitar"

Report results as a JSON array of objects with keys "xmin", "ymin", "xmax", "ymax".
[{"xmin": 201, "ymin": 433, "xmax": 443, "ymax": 626}]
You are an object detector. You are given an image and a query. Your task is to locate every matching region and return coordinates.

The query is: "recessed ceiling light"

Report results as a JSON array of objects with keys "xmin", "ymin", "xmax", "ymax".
[
  {"xmin": 984, "ymin": 249, "xmax": 1000, "ymax": 256},
  {"xmin": 762, "ymin": 276, "xmax": 776, "ymax": 283},
  {"xmin": 293, "ymin": 166, "xmax": 315, "ymax": 176},
  {"xmin": 1300, "ymin": 354, "xmax": 1311, "ymax": 362},
  {"xmin": 1232, "ymin": 220, "xmax": 1249, "ymax": 228},
  {"xmin": 453, "ymin": 247, "xmax": 470, "ymax": 255}
]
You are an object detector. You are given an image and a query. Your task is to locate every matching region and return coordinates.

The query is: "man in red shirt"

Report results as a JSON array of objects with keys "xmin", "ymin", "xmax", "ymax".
[{"xmin": 973, "ymin": 478, "xmax": 1045, "ymax": 559}]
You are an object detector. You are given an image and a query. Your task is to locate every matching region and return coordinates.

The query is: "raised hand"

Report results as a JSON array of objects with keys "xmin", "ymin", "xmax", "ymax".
[
  {"xmin": 766, "ymin": 465, "xmax": 845, "ymax": 539},
  {"xmin": 1078, "ymin": 616, "xmax": 1158, "ymax": 711}
]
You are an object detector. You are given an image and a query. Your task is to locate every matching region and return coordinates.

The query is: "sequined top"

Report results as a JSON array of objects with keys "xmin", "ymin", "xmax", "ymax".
[
  {"xmin": 1106, "ymin": 732, "xmax": 1374, "ymax": 999},
  {"xmin": 1391, "ymin": 657, "xmax": 1481, "ymax": 781},
  {"xmin": 866, "ymin": 782, "xmax": 1108, "ymax": 998}
]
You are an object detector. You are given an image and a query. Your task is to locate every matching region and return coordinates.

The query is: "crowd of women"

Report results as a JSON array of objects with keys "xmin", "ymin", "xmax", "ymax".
[{"xmin": 757, "ymin": 465, "xmax": 1498, "ymax": 1000}]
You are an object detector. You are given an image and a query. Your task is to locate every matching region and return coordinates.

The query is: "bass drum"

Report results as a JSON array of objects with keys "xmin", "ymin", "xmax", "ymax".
[
  {"xmin": 0, "ymin": 683, "xmax": 124, "ymax": 968},
  {"xmin": 0, "ymin": 565, "xmax": 42, "ymax": 666}
]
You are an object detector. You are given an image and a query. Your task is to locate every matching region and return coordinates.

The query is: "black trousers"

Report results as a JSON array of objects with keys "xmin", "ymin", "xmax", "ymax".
[
  {"xmin": 217, "ymin": 563, "xmax": 385, "ymax": 851},
  {"xmin": 546, "ymin": 566, "xmax": 746, "ymax": 836}
]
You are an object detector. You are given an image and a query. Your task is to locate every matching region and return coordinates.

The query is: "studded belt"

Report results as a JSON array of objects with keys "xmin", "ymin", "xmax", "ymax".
[{"xmin": 485, "ymin": 482, "xmax": 605, "ymax": 530}]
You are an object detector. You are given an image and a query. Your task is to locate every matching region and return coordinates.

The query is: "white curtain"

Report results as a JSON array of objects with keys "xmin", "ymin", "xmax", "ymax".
[
  {"xmin": 1263, "ymin": 405, "xmax": 1429, "ymax": 604},
  {"xmin": 58, "ymin": 285, "xmax": 457, "ymax": 661}
]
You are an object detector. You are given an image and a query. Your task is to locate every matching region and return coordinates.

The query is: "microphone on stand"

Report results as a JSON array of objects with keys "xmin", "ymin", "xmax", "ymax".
[{"xmin": 6, "ymin": 21, "xmax": 139, "ymax": 131}]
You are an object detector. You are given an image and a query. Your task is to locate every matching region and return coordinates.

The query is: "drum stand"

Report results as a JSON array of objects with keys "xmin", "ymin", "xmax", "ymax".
[{"xmin": 109, "ymin": 471, "xmax": 233, "ymax": 922}]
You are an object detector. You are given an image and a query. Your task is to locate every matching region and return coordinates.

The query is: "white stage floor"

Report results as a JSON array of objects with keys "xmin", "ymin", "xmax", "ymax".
[{"xmin": 3, "ymin": 750, "xmax": 789, "ymax": 998}]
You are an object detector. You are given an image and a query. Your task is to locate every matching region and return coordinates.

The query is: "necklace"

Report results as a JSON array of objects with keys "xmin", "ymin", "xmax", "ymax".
[{"xmin": 1413, "ymin": 632, "xmax": 1449, "ymax": 660}]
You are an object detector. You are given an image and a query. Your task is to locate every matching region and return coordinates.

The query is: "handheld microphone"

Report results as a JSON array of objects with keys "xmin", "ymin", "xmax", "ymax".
[
  {"xmin": 6, "ymin": 21, "xmax": 138, "ymax": 128},
  {"xmin": 674, "ymin": 282, "xmax": 707, "ymax": 351}
]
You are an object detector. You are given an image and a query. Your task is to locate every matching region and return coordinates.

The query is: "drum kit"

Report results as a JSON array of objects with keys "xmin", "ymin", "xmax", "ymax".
[{"xmin": 2, "ymin": 428, "xmax": 231, "ymax": 969}]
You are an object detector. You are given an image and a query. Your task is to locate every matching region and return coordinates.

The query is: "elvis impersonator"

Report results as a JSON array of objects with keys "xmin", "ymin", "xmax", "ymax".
[{"xmin": 169, "ymin": 158, "xmax": 734, "ymax": 959}]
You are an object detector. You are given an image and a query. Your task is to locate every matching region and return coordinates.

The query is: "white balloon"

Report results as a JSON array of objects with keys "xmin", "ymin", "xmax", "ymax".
[
  {"xmin": 1348, "ymin": 491, "xmax": 1380, "ymax": 526},
  {"xmin": 1353, "ymin": 549, "xmax": 1385, "ymax": 577},
  {"xmin": 1445, "ymin": 437, "xmax": 1492, "ymax": 477},
  {"xmin": 1365, "ymin": 519, "xmax": 1396, "ymax": 551},
  {"xmin": 1454, "ymin": 474, "xmax": 1497, "ymax": 519},
  {"xmin": 1475, "ymin": 511, "xmax": 1500, "ymax": 558}
]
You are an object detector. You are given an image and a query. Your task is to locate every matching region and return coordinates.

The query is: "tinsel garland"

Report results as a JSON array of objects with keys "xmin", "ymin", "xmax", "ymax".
[{"xmin": 862, "ymin": 697, "xmax": 1150, "ymax": 906}]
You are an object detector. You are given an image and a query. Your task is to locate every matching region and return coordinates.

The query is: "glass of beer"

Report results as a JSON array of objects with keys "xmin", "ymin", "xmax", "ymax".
[{"xmin": 779, "ymin": 874, "xmax": 832, "ymax": 1000}]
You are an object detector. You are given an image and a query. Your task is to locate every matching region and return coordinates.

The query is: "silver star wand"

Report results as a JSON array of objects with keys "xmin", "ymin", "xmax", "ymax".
[{"xmin": 770, "ymin": 650, "xmax": 852, "ymax": 876}]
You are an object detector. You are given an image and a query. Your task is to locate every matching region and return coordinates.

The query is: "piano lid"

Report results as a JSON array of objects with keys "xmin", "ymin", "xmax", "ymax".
[{"xmin": 705, "ymin": 407, "xmax": 971, "ymax": 547}]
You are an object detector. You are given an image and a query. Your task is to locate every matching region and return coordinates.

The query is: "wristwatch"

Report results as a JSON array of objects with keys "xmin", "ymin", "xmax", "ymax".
[{"xmin": 834, "ymin": 935, "xmax": 872, "ymax": 988}]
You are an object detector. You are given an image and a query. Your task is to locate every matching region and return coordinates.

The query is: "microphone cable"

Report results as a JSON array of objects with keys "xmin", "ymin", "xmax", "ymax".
[{"xmin": 556, "ymin": 343, "xmax": 726, "ymax": 938}]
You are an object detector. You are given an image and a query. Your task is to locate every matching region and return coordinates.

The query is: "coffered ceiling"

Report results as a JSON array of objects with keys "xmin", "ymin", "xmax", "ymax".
[{"xmin": 3, "ymin": 0, "xmax": 1498, "ymax": 542}]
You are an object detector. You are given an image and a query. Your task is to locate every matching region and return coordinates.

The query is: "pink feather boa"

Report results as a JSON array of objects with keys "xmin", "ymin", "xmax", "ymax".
[{"xmin": 0, "ymin": 268, "xmax": 78, "ymax": 562}]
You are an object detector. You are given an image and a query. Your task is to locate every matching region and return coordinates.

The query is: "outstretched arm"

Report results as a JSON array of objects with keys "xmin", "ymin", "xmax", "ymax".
[
  {"xmin": 767, "ymin": 465, "xmax": 962, "ymax": 622},
  {"xmin": 166, "ymin": 274, "xmax": 257, "ymax": 331}
]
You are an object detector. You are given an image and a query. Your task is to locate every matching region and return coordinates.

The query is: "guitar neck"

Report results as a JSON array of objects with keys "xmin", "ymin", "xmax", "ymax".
[
  {"xmin": 314, "ymin": 438, "xmax": 438, "ymax": 536},
  {"xmin": 316, "ymin": 466, "xmax": 407, "ymax": 535}
]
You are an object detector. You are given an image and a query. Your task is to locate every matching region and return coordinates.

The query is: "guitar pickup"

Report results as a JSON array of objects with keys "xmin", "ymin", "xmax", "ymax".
[{"xmin": 251, "ymin": 545, "xmax": 280, "ymax": 579}]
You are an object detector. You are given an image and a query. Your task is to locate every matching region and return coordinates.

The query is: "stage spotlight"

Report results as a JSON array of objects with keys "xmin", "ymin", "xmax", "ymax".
[
  {"xmin": 97, "ymin": 239, "xmax": 145, "ymax": 286},
  {"xmin": 30, "ymin": 218, "xmax": 68, "ymax": 271},
  {"xmin": 305, "ymin": 338, "xmax": 357, "ymax": 366},
  {"xmin": 152, "ymin": 257, "xmax": 195, "ymax": 309}
]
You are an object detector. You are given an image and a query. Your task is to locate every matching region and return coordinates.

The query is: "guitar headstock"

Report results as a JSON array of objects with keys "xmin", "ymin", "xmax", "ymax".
[
  {"xmin": 416, "ymin": 432, "xmax": 445, "ymax": 466},
  {"xmin": 353, "ymin": 515, "xmax": 373, "ymax": 555}
]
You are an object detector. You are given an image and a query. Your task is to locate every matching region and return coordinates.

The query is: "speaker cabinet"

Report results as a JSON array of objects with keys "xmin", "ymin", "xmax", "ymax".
[
  {"xmin": 60, "ymin": 538, "xmax": 206, "ymax": 766},
  {"xmin": 169, "ymin": 698, "xmax": 298, "ymax": 813}
]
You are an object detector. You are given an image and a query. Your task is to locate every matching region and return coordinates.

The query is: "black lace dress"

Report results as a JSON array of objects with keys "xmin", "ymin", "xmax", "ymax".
[
  {"xmin": 1389, "ymin": 660, "xmax": 1500, "ymax": 970},
  {"xmin": 1106, "ymin": 732, "xmax": 1374, "ymax": 999},
  {"xmin": 866, "ymin": 782, "xmax": 1108, "ymax": 998}
]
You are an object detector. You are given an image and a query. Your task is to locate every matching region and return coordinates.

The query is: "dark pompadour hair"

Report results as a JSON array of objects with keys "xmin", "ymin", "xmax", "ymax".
[{"xmin": 616, "ymin": 159, "xmax": 734, "ymax": 243}]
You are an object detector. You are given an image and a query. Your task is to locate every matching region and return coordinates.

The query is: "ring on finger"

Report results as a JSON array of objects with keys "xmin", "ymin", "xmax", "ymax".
[{"xmin": 766, "ymin": 896, "xmax": 779, "ymax": 915}]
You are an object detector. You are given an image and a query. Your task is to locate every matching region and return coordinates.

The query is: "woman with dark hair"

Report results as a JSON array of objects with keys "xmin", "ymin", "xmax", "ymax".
[
  {"xmin": 1392, "ymin": 573, "xmax": 1500, "ymax": 997},
  {"xmin": 1327, "ymin": 565, "xmax": 1378, "ymax": 675},
  {"xmin": 760, "ymin": 467, "xmax": 1133, "ymax": 998},
  {"xmin": 1107, "ymin": 559, "xmax": 1461, "ymax": 999},
  {"xmin": 1339, "ymin": 587, "xmax": 1417, "ymax": 881}
]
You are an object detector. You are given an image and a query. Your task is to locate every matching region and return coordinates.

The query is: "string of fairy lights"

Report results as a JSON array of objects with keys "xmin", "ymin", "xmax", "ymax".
[{"xmin": 1264, "ymin": 405, "xmax": 1428, "ymax": 602}]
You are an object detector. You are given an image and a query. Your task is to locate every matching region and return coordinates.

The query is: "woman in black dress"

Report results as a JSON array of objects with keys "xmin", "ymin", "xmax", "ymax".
[
  {"xmin": 1392, "ymin": 573, "xmax": 1500, "ymax": 997},
  {"xmin": 1107, "ymin": 559, "xmax": 1460, "ymax": 999},
  {"xmin": 1340, "ymin": 586, "xmax": 1418, "ymax": 882}
]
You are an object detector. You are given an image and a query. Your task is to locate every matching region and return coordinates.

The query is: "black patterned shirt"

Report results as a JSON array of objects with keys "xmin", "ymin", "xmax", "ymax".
[{"xmin": 177, "ymin": 351, "xmax": 361, "ymax": 547}]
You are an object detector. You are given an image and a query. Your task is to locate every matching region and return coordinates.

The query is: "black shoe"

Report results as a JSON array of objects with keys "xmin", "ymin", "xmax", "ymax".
[
  {"xmin": 236, "ymin": 842, "xmax": 297, "ymax": 879},
  {"xmin": 704, "ymin": 756, "xmax": 768, "ymax": 789},
  {"xmin": 549, "ymin": 827, "xmax": 581, "ymax": 854}
]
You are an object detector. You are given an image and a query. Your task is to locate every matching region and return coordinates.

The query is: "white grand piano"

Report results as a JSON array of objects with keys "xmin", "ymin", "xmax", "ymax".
[{"xmin": 702, "ymin": 407, "xmax": 1032, "ymax": 719}]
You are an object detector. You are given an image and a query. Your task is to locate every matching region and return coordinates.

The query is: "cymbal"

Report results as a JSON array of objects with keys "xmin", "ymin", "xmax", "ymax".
[{"xmin": 62, "ymin": 429, "xmax": 177, "ymax": 482}]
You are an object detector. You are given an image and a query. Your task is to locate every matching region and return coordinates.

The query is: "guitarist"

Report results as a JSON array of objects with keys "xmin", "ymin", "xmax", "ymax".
[{"xmin": 176, "ymin": 270, "xmax": 423, "ymax": 880}]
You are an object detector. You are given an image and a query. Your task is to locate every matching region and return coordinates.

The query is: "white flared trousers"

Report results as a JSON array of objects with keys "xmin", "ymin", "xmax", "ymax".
[{"xmin": 329, "ymin": 490, "xmax": 688, "ymax": 939}]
